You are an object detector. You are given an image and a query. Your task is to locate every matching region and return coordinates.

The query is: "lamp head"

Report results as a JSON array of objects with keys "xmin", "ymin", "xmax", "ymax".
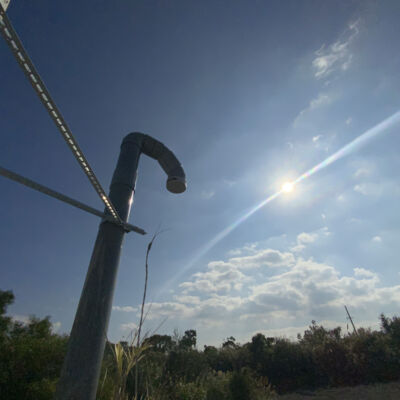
[{"xmin": 167, "ymin": 176, "xmax": 186, "ymax": 194}]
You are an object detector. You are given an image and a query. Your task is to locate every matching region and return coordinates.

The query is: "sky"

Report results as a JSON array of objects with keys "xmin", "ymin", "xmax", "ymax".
[{"xmin": 1, "ymin": 0, "xmax": 400, "ymax": 347}]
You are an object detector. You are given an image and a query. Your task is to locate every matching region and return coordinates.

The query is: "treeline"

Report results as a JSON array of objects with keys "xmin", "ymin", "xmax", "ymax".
[
  {"xmin": 99, "ymin": 318, "xmax": 400, "ymax": 399},
  {"xmin": 1, "ymin": 289, "xmax": 400, "ymax": 400}
]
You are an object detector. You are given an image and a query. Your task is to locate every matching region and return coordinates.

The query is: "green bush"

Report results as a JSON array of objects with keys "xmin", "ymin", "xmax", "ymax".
[
  {"xmin": 0, "ymin": 290, "xmax": 68, "ymax": 400},
  {"xmin": 173, "ymin": 380, "xmax": 207, "ymax": 400},
  {"xmin": 206, "ymin": 371, "xmax": 231, "ymax": 400},
  {"xmin": 229, "ymin": 370, "xmax": 253, "ymax": 400}
]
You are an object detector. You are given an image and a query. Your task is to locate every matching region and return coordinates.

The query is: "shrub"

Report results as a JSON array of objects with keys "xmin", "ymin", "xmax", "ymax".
[
  {"xmin": 173, "ymin": 380, "xmax": 207, "ymax": 400},
  {"xmin": 0, "ymin": 290, "xmax": 67, "ymax": 400}
]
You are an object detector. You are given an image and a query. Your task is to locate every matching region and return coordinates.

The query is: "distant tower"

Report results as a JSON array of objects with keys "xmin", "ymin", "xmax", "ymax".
[{"xmin": 344, "ymin": 305, "xmax": 358, "ymax": 335}]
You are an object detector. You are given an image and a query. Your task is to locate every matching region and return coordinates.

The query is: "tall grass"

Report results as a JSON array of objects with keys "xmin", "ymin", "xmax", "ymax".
[
  {"xmin": 110, "ymin": 334, "xmax": 149, "ymax": 400},
  {"xmin": 99, "ymin": 232, "xmax": 159, "ymax": 400}
]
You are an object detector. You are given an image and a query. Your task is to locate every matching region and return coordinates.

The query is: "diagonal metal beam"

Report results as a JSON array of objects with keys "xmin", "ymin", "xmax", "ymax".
[
  {"xmin": 0, "ymin": 166, "xmax": 146, "ymax": 235},
  {"xmin": 0, "ymin": 0, "xmax": 10, "ymax": 12},
  {"xmin": 0, "ymin": 3, "xmax": 123, "ymax": 225}
]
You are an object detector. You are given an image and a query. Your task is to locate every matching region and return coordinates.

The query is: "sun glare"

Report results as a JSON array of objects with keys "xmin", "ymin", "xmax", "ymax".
[{"xmin": 282, "ymin": 182, "xmax": 294, "ymax": 193}]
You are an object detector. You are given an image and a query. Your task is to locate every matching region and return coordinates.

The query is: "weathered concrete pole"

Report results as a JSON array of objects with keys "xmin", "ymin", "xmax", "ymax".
[{"xmin": 54, "ymin": 132, "xmax": 186, "ymax": 400}]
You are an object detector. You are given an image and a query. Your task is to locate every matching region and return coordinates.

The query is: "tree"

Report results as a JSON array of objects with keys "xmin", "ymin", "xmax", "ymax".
[
  {"xmin": 0, "ymin": 289, "xmax": 68, "ymax": 400},
  {"xmin": 179, "ymin": 329, "xmax": 197, "ymax": 350},
  {"xmin": 249, "ymin": 333, "xmax": 268, "ymax": 354},
  {"xmin": 380, "ymin": 313, "xmax": 400, "ymax": 345},
  {"xmin": 0, "ymin": 289, "xmax": 14, "ymax": 338},
  {"xmin": 144, "ymin": 334, "xmax": 174, "ymax": 353},
  {"xmin": 222, "ymin": 336, "xmax": 237, "ymax": 349}
]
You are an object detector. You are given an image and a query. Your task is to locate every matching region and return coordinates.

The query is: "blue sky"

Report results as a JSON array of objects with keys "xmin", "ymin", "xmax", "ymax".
[{"xmin": 1, "ymin": 0, "xmax": 400, "ymax": 346}]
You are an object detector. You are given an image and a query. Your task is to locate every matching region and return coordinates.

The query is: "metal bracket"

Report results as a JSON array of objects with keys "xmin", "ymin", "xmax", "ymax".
[{"xmin": 0, "ymin": 166, "xmax": 146, "ymax": 235}]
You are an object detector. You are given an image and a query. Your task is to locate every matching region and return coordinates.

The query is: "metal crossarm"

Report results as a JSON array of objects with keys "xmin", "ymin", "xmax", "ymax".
[
  {"xmin": 0, "ymin": 4, "xmax": 123, "ymax": 225},
  {"xmin": 0, "ymin": 166, "xmax": 146, "ymax": 235}
]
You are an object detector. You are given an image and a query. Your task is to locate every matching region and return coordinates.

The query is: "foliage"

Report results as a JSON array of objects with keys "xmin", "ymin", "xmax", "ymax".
[
  {"xmin": 0, "ymin": 289, "xmax": 14, "ymax": 339},
  {"xmin": 97, "ymin": 337, "xmax": 151, "ymax": 400},
  {"xmin": 179, "ymin": 329, "xmax": 197, "ymax": 351},
  {"xmin": 205, "ymin": 371, "xmax": 231, "ymax": 400},
  {"xmin": 171, "ymin": 379, "xmax": 207, "ymax": 400},
  {"xmin": 3, "ymin": 288, "xmax": 400, "ymax": 399},
  {"xmin": 0, "ymin": 289, "xmax": 68, "ymax": 400}
]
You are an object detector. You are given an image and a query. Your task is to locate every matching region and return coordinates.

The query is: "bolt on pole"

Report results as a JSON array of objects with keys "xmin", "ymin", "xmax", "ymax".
[{"xmin": 54, "ymin": 132, "xmax": 186, "ymax": 400}]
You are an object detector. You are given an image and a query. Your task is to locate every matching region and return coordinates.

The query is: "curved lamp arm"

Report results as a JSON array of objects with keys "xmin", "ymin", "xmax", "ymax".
[{"xmin": 123, "ymin": 132, "xmax": 186, "ymax": 194}]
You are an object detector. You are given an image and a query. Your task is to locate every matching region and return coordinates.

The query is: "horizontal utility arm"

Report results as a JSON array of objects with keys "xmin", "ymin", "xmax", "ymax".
[{"xmin": 0, "ymin": 166, "xmax": 146, "ymax": 234}]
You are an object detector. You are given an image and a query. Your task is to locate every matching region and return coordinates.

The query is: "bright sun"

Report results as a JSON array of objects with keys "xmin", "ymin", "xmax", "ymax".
[{"xmin": 282, "ymin": 182, "xmax": 294, "ymax": 193}]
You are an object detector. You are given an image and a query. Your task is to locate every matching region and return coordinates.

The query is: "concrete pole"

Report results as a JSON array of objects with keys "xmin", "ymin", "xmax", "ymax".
[{"xmin": 54, "ymin": 132, "xmax": 186, "ymax": 400}]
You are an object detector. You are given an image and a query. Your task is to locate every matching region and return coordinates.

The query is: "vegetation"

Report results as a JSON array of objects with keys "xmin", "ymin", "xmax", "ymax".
[
  {"xmin": 0, "ymin": 290, "xmax": 68, "ymax": 400},
  {"xmin": 2, "ymin": 289, "xmax": 400, "ymax": 399}
]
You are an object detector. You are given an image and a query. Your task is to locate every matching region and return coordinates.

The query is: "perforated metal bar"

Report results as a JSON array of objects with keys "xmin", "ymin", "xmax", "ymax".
[
  {"xmin": 0, "ymin": 166, "xmax": 146, "ymax": 234},
  {"xmin": 0, "ymin": 0, "xmax": 10, "ymax": 12},
  {"xmin": 0, "ymin": 4, "xmax": 123, "ymax": 226}
]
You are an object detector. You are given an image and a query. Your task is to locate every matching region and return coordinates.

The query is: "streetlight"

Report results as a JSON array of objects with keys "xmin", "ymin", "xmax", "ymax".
[{"xmin": 54, "ymin": 132, "xmax": 186, "ymax": 400}]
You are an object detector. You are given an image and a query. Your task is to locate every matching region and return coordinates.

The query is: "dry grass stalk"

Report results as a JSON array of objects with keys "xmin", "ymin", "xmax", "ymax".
[{"xmin": 110, "ymin": 332, "xmax": 149, "ymax": 400}]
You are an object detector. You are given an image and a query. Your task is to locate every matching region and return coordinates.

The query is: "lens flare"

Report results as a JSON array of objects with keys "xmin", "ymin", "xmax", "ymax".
[
  {"xmin": 159, "ymin": 111, "xmax": 400, "ymax": 296},
  {"xmin": 294, "ymin": 112, "xmax": 400, "ymax": 185}
]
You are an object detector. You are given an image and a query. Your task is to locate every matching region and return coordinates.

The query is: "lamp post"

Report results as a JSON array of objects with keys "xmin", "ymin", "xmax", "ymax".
[{"xmin": 54, "ymin": 132, "xmax": 186, "ymax": 400}]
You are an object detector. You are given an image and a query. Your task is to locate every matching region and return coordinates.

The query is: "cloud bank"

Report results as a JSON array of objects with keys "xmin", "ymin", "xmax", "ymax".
[{"xmin": 113, "ymin": 227, "xmax": 400, "ymax": 345}]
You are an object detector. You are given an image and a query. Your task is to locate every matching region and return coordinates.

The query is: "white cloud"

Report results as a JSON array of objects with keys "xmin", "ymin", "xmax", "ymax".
[
  {"xmin": 306, "ymin": 94, "xmax": 331, "ymax": 112},
  {"xmin": 144, "ymin": 252, "xmax": 394, "ymax": 338},
  {"xmin": 11, "ymin": 315, "xmax": 61, "ymax": 333},
  {"xmin": 353, "ymin": 168, "xmax": 370, "ymax": 179},
  {"xmin": 173, "ymin": 295, "xmax": 201, "ymax": 304},
  {"xmin": 298, "ymin": 232, "xmax": 318, "ymax": 244},
  {"xmin": 179, "ymin": 260, "xmax": 249, "ymax": 294},
  {"xmin": 229, "ymin": 249, "xmax": 295, "ymax": 269},
  {"xmin": 346, "ymin": 117, "xmax": 353, "ymax": 125},
  {"xmin": 294, "ymin": 93, "xmax": 333, "ymax": 125},
  {"xmin": 309, "ymin": 94, "xmax": 331, "ymax": 109},
  {"xmin": 227, "ymin": 248, "xmax": 242, "ymax": 256},
  {"xmin": 372, "ymin": 236, "xmax": 382, "ymax": 243},
  {"xmin": 118, "ymin": 229, "xmax": 400, "ymax": 346},
  {"xmin": 121, "ymin": 322, "xmax": 138, "ymax": 332},
  {"xmin": 249, "ymin": 259, "xmax": 338, "ymax": 309},
  {"xmin": 312, "ymin": 19, "xmax": 360, "ymax": 79},
  {"xmin": 313, "ymin": 135, "xmax": 322, "ymax": 143},
  {"xmin": 354, "ymin": 181, "xmax": 400, "ymax": 197},
  {"xmin": 248, "ymin": 258, "xmax": 382, "ymax": 315},
  {"xmin": 11, "ymin": 314, "xmax": 30, "ymax": 324},
  {"xmin": 201, "ymin": 190, "xmax": 215, "ymax": 200},
  {"xmin": 136, "ymin": 295, "xmax": 246, "ymax": 326},
  {"xmin": 354, "ymin": 267, "xmax": 377, "ymax": 278},
  {"xmin": 112, "ymin": 306, "xmax": 137, "ymax": 312},
  {"xmin": 291, "ymin": 244, "xmax": 306, "ymax": 253},
  {"xmin": 227, "ymin": 242, "xmax": 258, "ymax": 257},
  {"xmin": 223, "ymin": 179, "xmax": 237, "ymax": 187},
  {"xmin": 52, "ymin": 321, "xmax": 62, "ymax": 333},
  {"xmin": 291, "ymin": 228, "xmax": 329, "ymax": 253},
  {"xmin": 354, "ymin": 183, "xmax": 382, "ymax": 196}
]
